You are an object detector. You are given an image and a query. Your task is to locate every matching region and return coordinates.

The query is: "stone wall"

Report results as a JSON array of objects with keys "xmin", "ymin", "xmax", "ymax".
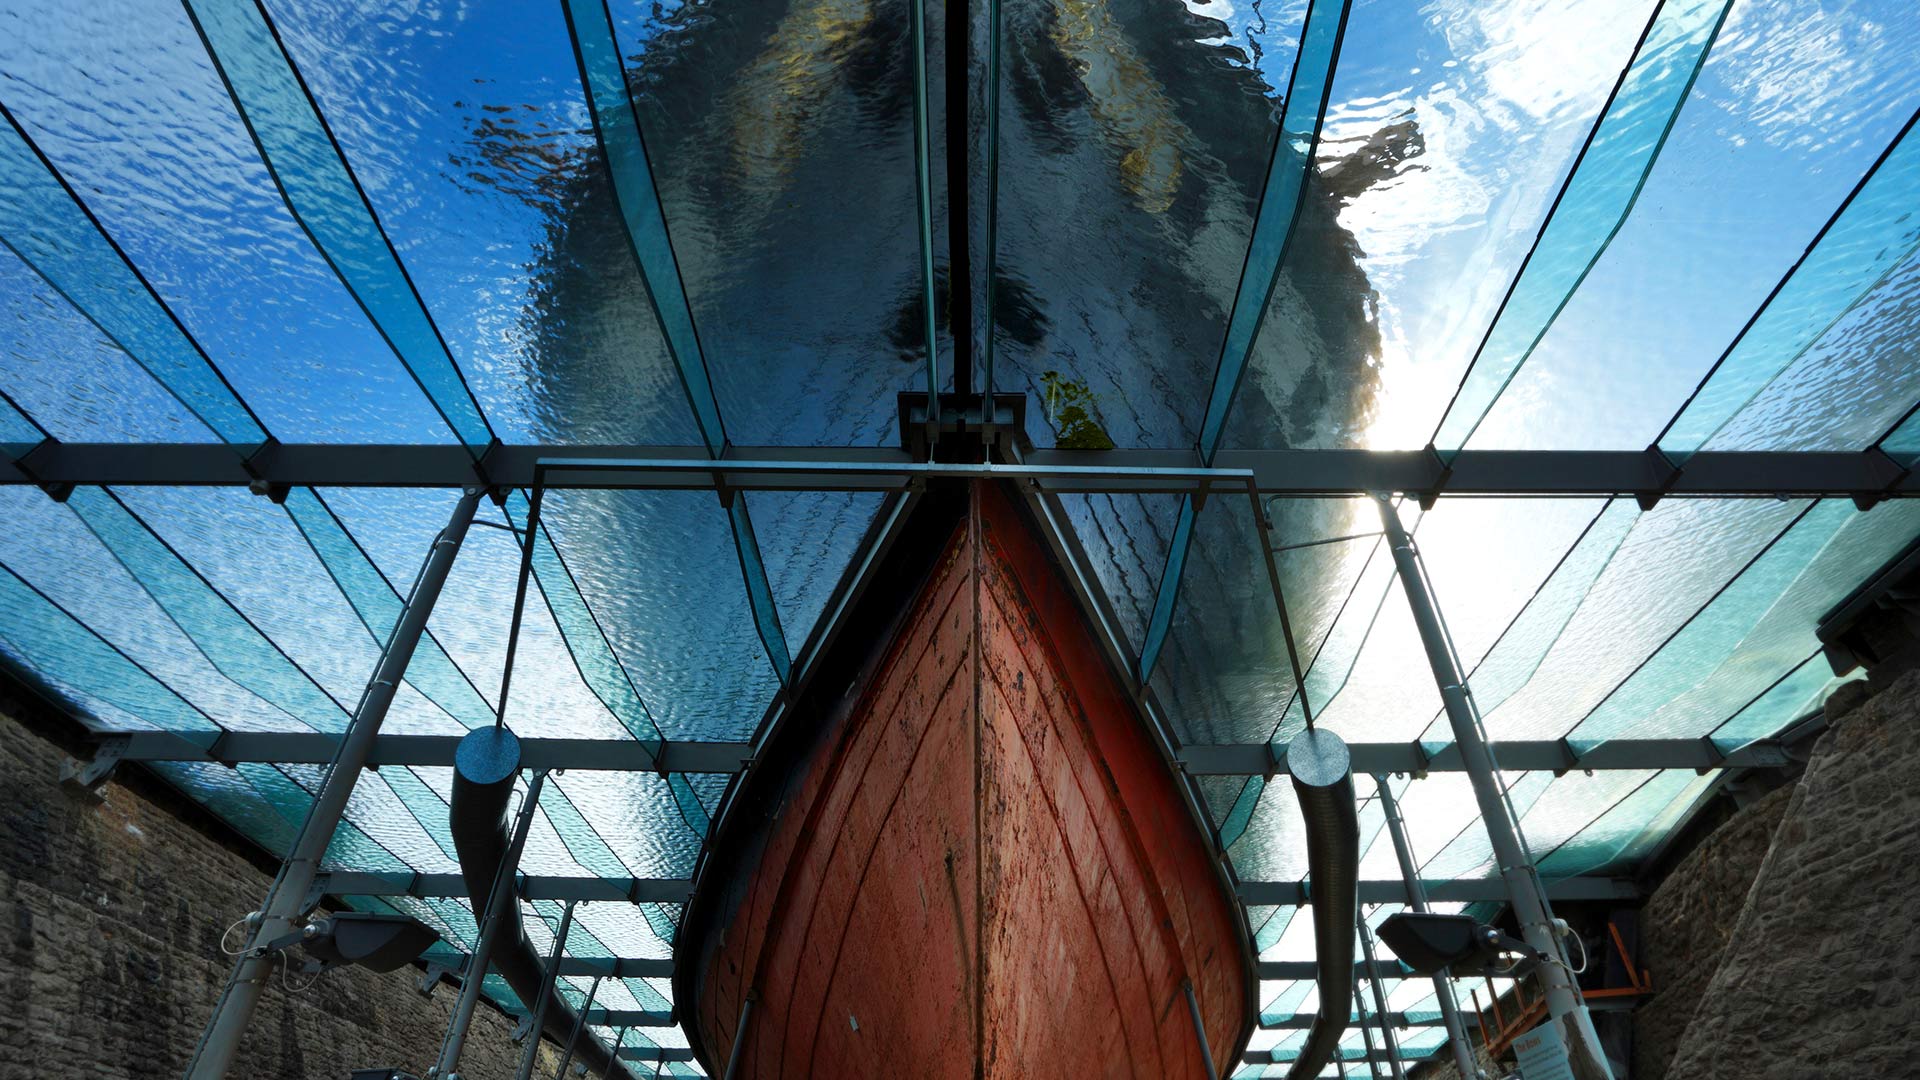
[
  {"xmin": 1662, "ymin": 669, "xmax": 1920, "ymax": 1080},
  {"xmin": 0, "ymin": 700, "xmax": 555, "ymax": 1080},
  {"xmin": 1629, "ymin": 782, "xmax": 1793, "ymax": 1079}
]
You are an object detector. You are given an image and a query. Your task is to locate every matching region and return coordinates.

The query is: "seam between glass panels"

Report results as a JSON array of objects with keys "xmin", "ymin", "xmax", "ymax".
[
  {"xmin": 1656, "ymin": 107, "xmax": 1920, "ymax": 457},
  {"xmin": 68, "ymin": 486, "xmax": 349, "ymax": 727},
  {"xmin": 0, "ymin": 104, "xmax": 267, "ymax": 447},
  {"xmin": 1431, "ymin": 0, "xmax": 1732, "ymax": 455},
  {"xmin": 502, "ymin": 493, "xmax": 669, "ymax": 751},
  {"xmin": 0, "ymin": 559, "xmax": 224, "ymax": 733},
  {"xmin": 287, "ymin": 487, "xmax": 494, "ymax": 729},
  {"xmin": 1557, "ymin": 500, "xmax": 1820, "ymax": 745},
  {"xmin": 1409, "ymin": 499, "xmax": 1628, "ymax": 748},
  {"xmin": 181, "ymin": 0, "xmax": 495, "ymax": 451}
]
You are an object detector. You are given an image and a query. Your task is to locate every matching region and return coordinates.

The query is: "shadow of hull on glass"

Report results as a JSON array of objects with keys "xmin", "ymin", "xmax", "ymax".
[{"xmin": 675, "ymin": 482, "xmax": 1252, "ymax": 1076}]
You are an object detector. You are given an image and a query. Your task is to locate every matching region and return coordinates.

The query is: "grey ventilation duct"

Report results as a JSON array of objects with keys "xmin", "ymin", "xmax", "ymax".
[{"xmin": 1283, "ymin": 727, "xmax": 1360, "ymax": 1080}]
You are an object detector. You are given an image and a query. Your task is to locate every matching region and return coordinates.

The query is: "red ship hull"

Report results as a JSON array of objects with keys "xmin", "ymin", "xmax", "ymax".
[{"xmin": 679, "ymin": 483, "xmax": 1250, "ymax": 1077}]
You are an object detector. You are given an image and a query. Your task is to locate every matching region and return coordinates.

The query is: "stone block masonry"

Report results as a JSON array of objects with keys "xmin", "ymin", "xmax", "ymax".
[
  {"xmin": 0, "ymin": 697, "xmax": 559, "ymax": 1080},
  {"xmin": 1663, "ymin": 668, "xmax": 1920, "ymax": 1080}
]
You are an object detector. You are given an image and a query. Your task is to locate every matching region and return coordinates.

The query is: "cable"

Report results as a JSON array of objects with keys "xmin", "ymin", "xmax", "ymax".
[{"xmin": 219, "ymin": 915, "xmax": 255, "ymax": 957}]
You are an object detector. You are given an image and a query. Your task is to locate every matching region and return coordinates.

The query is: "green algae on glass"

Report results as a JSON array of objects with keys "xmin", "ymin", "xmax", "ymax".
[{"xmin": 1040, "ymin": 370, "xmax": 1116, "ymax": 450}]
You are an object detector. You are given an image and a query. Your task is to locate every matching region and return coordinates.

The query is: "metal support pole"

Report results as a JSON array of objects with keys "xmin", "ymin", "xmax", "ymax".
[
  {"xmin": 552, "ymin": 974, "xmax": 603, "ymax": 1079},
  {"xmin": 1376, "ymin": 776, "xmax": 1483, "ymax": 1080},
  {"xmin": 1373, "ymin": 494, "xmax": 1613, "ymax": 1079},
  {"xmin": 722, "ymin": 993, "xmax": 755, "ymax": 1080},
  {"xmin": 1356, "ymin": 915, "xmax": 1406, "ymax": 1080},
  {"xmin": 516, "ymin": 899, "xmax": 580, "ymax": 1080},
  {"xmin": 600, "ymin": 1027, "xmax": 629, "ymax": 1080},
  {"xmin": 431, "ymin": 769, "xmax": 551, "ymax": 1078},
  {"xmin": 1352, "ymin": 982, "xmax": 1385, "ymax": 1080},
  {"xmin": 1181, "ymin": 979, "xmax": 1218, "ymax": 1077},
  {"xmin": 184, "ymin": 488, "xmax": 483, "ymax": 1080}
]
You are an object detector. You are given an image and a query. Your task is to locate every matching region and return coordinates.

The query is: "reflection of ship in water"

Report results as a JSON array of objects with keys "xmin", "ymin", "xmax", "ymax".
[
  {"xmin": 452, "ymin": 1, "xmax": 1425, "ymax": 1069},
  {"xmin": 454, "ymin": 0, "xmax": 1417, "ymax": 454}
]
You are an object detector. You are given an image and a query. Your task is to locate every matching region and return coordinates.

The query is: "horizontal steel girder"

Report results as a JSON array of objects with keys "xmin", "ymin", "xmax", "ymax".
[
  {"xmin": 1235, "ymin": 876, "xmax": 1636, "ymax": 907},
  {"xmin": 320, "ymin": 869, "xmax": 1626, "ymax": 907},
  {"xmin": 104, "ymin": 729, "xmax": 752, "ymax": 773},
  {"xmin": 1242, "ymin": 1047, "xmax": 1439, "ymax": 1066},
  {"xmin": 1179, "ymin": 737, "xmax": 1793, "ymax": 776},
  {"xmin": 7, "ymin": 442, "xmax": 1914, "ymax": 497},
  {"xmin": 616, "ymin": 1046, "xmax": 699, "ymax": 1062},
  {"xmin": 99, "ymin": 729, "xmax": 1788, "ymax": 776},
  {"xmin": 451, "ymin": 952, "xmax": 674, "ymax": 979}
]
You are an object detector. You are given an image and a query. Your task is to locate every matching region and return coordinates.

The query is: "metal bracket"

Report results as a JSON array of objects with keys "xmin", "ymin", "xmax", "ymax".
[
  {"xmin": 241, "ymin": 437, "xmax": 291, "ymax": 503},
  {"xmin": 470, "ymin": 437, "xmax": 507, "ymax": 503},
  {"xmin": 417, "ymin": 959, "xmax": 460, "ymax": 999},
  {"xmin": 15, "ymin": 437, "xmax": 74, "ymax": 502},
  {"xmin": 300, "ymin": 874, "xmax": 334, "ymax": 918},
  {"xmin": 510, "ymin": 1013, "xmax": 535, "ymax": 1044},
  {"xmin": 1418, "ymin": 444, "xmax": 1453, "ymax": 511},
  {"xmin": 1635, "ymin": 444, "xmax": 1682, "ymax": 511},
  {"xmin": 1852, "ymin": 445, "xmax": 1912, "ymax": 512},
  {"xmin": 58, "ymin": 734, "xmax": 130, "ymax": 800}
]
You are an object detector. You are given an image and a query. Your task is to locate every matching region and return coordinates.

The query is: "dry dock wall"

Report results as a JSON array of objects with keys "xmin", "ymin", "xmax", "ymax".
[{"xmin": 0, "ymin": 692, "xmax": 552, "ymax": 1080}]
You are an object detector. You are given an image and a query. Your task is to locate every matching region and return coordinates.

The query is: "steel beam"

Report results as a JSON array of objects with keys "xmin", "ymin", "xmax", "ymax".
[
  {"xmin": 1264, "ymin": 1011, "xmax": 1442, "ymax": 1031},
  {"xmin": 467, "ymin": 955, "xmax": 675, "ymax": 980},
  {"xmin": 7, "ymin": 443, "xmax": 1915, "ymax": 497},
  {"xmin": 1376, "ymin": 496, "xmax": 1613, "ymax": 1079},
  {"xmin": 99, "ymin": 729, "xmax": 1782, "ymax": 776},
  {"xmin": 1242, "ymin": 1048, "xmax": 1438, "ymax": 1067},
  {"xmin": 309, "ymin": 870, "xmax": 1622, "ymax": 908},
  {"xmin": 615, "ymin": 1047, "xmax": 699, "ymax": 1063},
  {"xmin": 1236, "ymin": 876, "xmax": 1635, "ymax": 907},
  {"xmin": 183, "ymin": 489, "xmax": 481, "ymax": 1079},
  {"xmin": 316, "ymin": 871, "xmax": 692, "ymax": 904}
]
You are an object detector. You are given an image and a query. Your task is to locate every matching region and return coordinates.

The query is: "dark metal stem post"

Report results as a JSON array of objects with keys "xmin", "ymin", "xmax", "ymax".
[
  {"xmin": 1374, "ymin": 494, "xmax": 1613, "ymax": 1079},
  {"xmin": 1356, "ymin": 914, "xmax": 1406, "ymax": 1080},
  {"xmin": 601, "ymin": 1028, "xmax": 629, "ymax": 1079},
  {"xmin": 722, "ymin": 993, "xmax": 756, "ymax": 1080},
  {"xmin": 494, "ymin": 485, "xmax": 544, "ymax": 730},
  {"xmin": 1353, "ymin": 982, "xmax": 1385, "ymax": 1080},
  {"xmin": 1376, "ymin": 775, "xmax": 1482, "ymax": 1079},
  {"xmin": 431, "ymin": 769, "xmax": 551, "ymax": 1078},
  {"xmin": 515, "ymin": 898, "xmax": 579, "ymax": 1080},
  {"xmin": 1181, "ymin": 979, "xmax": 1217, "ymax": 1077},
  {"xmin": 184, "ymin": 489, "xmax": 482, "ymax": 1080},
  {"xmin": 552, "ymin": 974, "xmax": 603, "ymax": 1078}
]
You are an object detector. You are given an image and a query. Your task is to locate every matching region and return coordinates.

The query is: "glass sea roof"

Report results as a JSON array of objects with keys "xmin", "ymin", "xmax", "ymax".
[{"xmin": 2, "ymin": 0, "xmax": 1917, "ymax": 1074}]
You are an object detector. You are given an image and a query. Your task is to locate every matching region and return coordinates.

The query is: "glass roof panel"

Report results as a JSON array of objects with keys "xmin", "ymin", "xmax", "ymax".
[
  {"xmin": 607, "ymin": 0, "xmax": 927, "ymax": 447},
  {"xmin": 408, "ymin": 497, "xmax": 646, "ymax": 741},
  {"xmin": 1710, "ymin": 652, "xmax": 1853, "ymax": 752},
  {"xmin": 0, "ymin": 246, "xmax": 217, "ymax": 444},
  {"xmin": 1569, "ymin": 499, "xmax": 1920, "ymax": 746},
  {"xmin": 538, "ymin": 489, "xmax": 779, "ymax": 742},
  {"xmin": 0, "ymin": 486, "xmax": 304, "ymax": 732},
  {"xmin": 0, "ymin": 0, "xmax": 457, "ymax": 443},
  {"xmin": 1463, "ymin": 497, "xmax": 1806, "ymax": 742},
  {"xmin": 1224, "ymin": 0, "xmax": 1658, "ymax": 451},
  {"xmin": 989, "ymin": 0, "xmax": 1305, "ymax": 449},
  {"xmin": 1148, "ymin": 492, "xmax": 1300, "ymax": 745},
  {"xmin": 1432, "ymin": 0, "xmax": 1733, "ymax": 454},
  {"xmin": 263, "ymin": 0, "xmax": 702, "ymax": 447},
  {"xmin": 1467, "ymin": 0, "xmax": 1920, "ymax": 451},
  {"xmin": 1055, "ymin": 491, "xmax": 1182, "ymax": 651},
  {"xmin": 740, "ymin": 489, "xmax": 887, "ymax": 656},
  {"xmin": 1704, "ymin": 247, "xmax": 1920, "ymax": 451}
]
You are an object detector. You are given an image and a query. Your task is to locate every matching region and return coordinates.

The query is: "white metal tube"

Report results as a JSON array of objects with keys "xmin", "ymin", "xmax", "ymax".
[
  {"xmin": 1373, "ymin": 495, "xmax": 1613, "ymax": 1079},
  {"xmin": 184, "ymin": 488, "xmax": 482, "ymax": 1079}
]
